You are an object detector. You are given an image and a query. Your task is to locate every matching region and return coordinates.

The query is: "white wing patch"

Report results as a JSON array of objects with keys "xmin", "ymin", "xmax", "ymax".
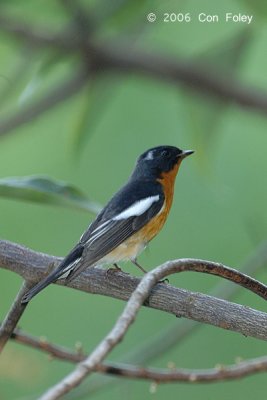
[
  {"xmin": 113, "ymin": 195, "xmax": 160, "ymax": 220},
  {"xmin": 84, "ymin": 195, "xmax": 160, "ymax": 245}
]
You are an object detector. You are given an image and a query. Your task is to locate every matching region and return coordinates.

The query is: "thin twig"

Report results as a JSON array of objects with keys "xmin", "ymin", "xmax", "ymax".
[
  {"xmin": 93, "ymin": 357, "xmax": 267, "ymax": 383},
  {"xmin": 96, "ymin": 357, "xmax": 267, "ymax": 383},
  {"xmin": 11, "ymin": 328, "xmax": 84, "ymax": 363},
  {"xmin": 9, "ymin": 327, "xmax": 267, "ymax": 383},
  {"xmin": 0, "ymin": 280, "xmax": 30, "ymax": 353}
]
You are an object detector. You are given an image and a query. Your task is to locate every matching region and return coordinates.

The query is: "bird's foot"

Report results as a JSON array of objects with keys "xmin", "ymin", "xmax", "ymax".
[
  {"xmin": 106, "ymin": 263, "xmax": 123, "ymax": 275},
  {"xmin": 159, "ymin": 278, "xmax": 169, "ymax": 284}
]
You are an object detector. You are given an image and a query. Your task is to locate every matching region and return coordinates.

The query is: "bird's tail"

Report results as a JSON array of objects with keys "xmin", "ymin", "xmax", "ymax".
[{"xmin": 21, "ymin": 245, "xmax": 84, "ymax": 304}]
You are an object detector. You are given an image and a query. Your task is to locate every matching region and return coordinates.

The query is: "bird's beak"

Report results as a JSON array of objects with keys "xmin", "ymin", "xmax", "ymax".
[{"xmin": 180, "ymin": 150, "xmax": 194, "ymax": 159}]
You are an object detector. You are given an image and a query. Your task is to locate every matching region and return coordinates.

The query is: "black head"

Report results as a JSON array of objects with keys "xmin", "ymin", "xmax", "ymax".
[{"xmin": 131, "ymin": 145, "xmax": 194, "ymax": 180}]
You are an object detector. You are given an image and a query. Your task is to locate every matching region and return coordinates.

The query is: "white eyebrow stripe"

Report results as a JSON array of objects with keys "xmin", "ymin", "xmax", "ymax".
[{"xmin": 113, "ymin": 195, "xmax": 160, "ymax": 220}]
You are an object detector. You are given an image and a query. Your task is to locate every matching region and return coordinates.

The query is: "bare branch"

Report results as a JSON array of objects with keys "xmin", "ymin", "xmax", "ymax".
[
  {"xmin": 0, "ymin": 280, "xmax": 30, "ymax": 352},
  {"xmin": 37, "ymin": 257, "xmax": 267, "ymax": 399},
  {"xmin": 11, "ymin": 328, "xmax": 84, "ymax": 363},
  {"xmin": 98, "ymin": 357, "xmax": 267, "ymax": 383},
  {"xmin": 10, "ymin": 327, "xmax": 267, "ymax": 383},
  {"xmin": 95, "ymin": 42, "xmax": 267, "ymax": 115},
  {"xmin": 1, "ymin": 239, "xmax": 267, "ymax": 396},
  {"xmin": 1, "ymin": 240, "xmax": 267, "ymax": 342},
  {"xmin": 75, "ymin": 239, "xmax": 267, "ymax": 396}
]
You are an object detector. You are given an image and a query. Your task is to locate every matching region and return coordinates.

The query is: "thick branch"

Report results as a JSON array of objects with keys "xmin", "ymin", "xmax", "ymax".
[
  {"xmin": 1, "ymin": 240, "xmax": 267, "ymax": 342},
  {"xmin": 0, "ymin": 14, "xmax": 267, "ymax": 132},
  {"xmin": 95, "ymin": 43, "xmax": 267, "ymax": 114},
  {"xmin": 10, "ymin": 328, "xmax": 267, "ymax": 383}
]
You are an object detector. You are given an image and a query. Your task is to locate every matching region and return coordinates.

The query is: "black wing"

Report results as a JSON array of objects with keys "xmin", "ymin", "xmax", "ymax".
[
  {"xmin": 66, "ymin": 180, "xmax": 164, "ymax": 281},
  {"xmin": 21, "ymin": 180, "xmax": 164, "ymax": 303},
  {"xmin": 68, "ymin": 203, "xmax": 163, "ymax": 281},
  {"xmin": 80, "ymin": 180, "xmax": 163, "ymax": 242}
]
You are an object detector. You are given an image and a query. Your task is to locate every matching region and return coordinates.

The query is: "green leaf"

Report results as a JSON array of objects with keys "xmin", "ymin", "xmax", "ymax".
[{"xmin": 0, "ymin": 175, "xmax": 102, "ymax": 214}]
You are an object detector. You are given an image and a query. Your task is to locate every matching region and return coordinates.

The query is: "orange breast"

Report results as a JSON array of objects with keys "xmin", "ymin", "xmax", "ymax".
[
  {"xmin": 136, "ymin": 159, "xmax": 182, "ymax": 244},
  {"xmin": 101, "ymin": 161, "xmax": 182, "ymax": 264}
]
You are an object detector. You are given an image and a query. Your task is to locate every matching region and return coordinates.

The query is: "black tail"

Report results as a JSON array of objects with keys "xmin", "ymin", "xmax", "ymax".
[{"xmin": 21, "ymin": 245, "xmax": 84, "ymax": 304}]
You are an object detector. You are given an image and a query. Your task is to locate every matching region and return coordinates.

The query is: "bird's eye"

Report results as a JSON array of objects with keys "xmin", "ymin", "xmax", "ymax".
[{"xmin": 161, "ymin": 150, "xmax": 168, "ymax": 157}]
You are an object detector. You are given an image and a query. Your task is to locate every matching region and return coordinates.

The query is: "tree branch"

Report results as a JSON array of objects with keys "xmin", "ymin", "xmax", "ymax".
[
  {"xmin": 1, "ymin": 240, "xmax": 267, "ymax": 341},
  {"xmin": 0, "ymin": 13, "xmax": 267, "ymax": 141},
  {"xmin": 37, "ymin": 254, "xmax": 267, "ymax": 399},
  {"xmin": 0, "ymin": 280, "xmax": 30, "ymax": 353},
  {"xmin": 10, "ymin": 327, "xmax": 267, "ymax": 383},
  {"xmin": 72, "ymin": 239, "xmax": 267, "ymax": 397},
  {"xmin": 11, "ymin": 328, "xmax": 84, "ymax": 363},
  {"xmin": 95, "ymin": 43, "xmax": 267, "ymax": 114}
]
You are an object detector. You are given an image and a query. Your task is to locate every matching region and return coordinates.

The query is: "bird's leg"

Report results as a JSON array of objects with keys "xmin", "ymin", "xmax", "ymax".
[
  {"xmin": 113, "ymin": 263, "xmax": 122, "ymax": 271},
  {"xmin": 106, "ymin": 263, "xmax": 122, "ymax": 274},
  {"xmin": 131, "ymin": 259, "xmax": 167, "ymax": 281},
  {"xmin": 131, "ymin": 259, "xmax": 147, "ymax": 274}
]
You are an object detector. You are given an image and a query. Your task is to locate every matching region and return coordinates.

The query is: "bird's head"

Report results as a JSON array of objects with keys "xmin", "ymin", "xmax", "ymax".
[{"xmin": 132, "ymin": 145, "xmax": 194, "ymax": 180}]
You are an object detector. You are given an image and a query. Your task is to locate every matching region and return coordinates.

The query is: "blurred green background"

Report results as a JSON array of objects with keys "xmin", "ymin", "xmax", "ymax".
[{"xmin": 1, "ymin": 0, "xmax": 267, "ymax": 399}]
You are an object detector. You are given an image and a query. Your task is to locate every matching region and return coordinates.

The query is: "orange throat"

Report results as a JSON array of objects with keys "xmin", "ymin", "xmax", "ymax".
[{"xmin": 157, "ymin": 160, "xmax": 181, "ymax": 211}]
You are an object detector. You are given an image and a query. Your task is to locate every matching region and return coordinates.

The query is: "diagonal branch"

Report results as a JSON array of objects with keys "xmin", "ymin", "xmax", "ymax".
[
  {"xmin": 11, "ymin": 328, "xmax": 84, "ymax": 363},
  {"xmin": 0, "ymin": 280, "xmax": 30, "ymax": 353},
  {"xmin": 73, "ymin": 239, "xmax": 267, "ymax": 397},
  {"xmin": 37, "ymin": 257, "xmax": 267, "ymax": 399},
  {"xmin": 10, "ymin": 327, "xmax": 267, "ymax": 383}
]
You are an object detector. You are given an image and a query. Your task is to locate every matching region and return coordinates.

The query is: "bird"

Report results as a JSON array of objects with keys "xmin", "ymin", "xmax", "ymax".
[{"xmin": 21, "ymin": 145, "xmax": 194, "ymax": 304}]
